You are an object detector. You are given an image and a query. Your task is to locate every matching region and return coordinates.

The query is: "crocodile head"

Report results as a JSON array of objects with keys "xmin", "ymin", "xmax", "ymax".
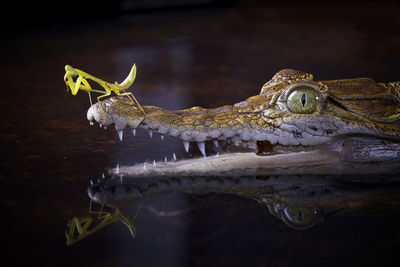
[{"xmin": 87, "ymin": 69, "xmax": 400, "ymax": 176}]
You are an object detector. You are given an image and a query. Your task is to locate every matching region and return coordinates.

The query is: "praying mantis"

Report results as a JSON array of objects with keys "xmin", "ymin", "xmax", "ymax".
[
  {"xmin": 63, "ymin": 64, "xmax": 146, "ymax": 115},
  {"xmin": 65, "ymin": 200, "xmax": 142, "ymax": 246}
]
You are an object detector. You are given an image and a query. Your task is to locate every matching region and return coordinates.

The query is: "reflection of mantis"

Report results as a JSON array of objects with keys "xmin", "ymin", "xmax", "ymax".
[
  {"xmin": 63, "ymin": 64, "xmax": 146, "ymax": 115},
  {"xmin": 65, "ymin": 201, "xmax": 143, "ymax": 246}
]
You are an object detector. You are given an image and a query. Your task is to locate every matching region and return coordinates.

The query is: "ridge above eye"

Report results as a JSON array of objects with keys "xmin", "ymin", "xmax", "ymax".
[{"xmin": 287, "ymin": 86, "xmax": 320, "ymax": 114}]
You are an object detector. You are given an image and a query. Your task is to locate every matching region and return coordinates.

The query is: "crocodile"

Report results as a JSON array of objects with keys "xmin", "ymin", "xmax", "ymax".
[
  {"xmin": 64, "ymin": 69, "xmax": 400, "ymax": 244},
  {"xmin": 86, "ymin": 69, "xmax": 400, "ymax": 176}
]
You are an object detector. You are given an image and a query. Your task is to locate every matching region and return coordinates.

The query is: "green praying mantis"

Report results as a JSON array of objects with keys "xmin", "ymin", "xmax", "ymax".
[
  {"xmin": 65, "ymin": 200, "xmax": 143, "ymax": 246},
  {"xmin": 64, "ymin": 64, "xmax": 146, "ymax": 115}
]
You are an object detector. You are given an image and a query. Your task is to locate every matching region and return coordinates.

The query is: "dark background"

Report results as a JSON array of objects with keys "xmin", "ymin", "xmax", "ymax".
[{"xmin": 1, "ymin": 0, "xmax": 400, "ymax": 266}]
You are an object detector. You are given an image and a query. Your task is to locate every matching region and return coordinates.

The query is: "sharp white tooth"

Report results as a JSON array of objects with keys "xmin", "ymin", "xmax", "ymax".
[
  {"xmin": 102, "ymin": 173, "xmax": 105, "ymax": 179},
  {"xmin": 197, "ymin": 142, "xmax": 206, "ymax": 157},
  {"xmin": 99, "ymin": 123, "xmax": 103, "ymax": 128},
  {"xmin": 143, "ymin": 163, "xmax": 147, "ymax": 170},
  {"xmin": 183, "ymin": 141, "xmax": 189, "ymax": 153},
  {"xmin": 115, "ymin": 126, "xmax": 123, "ymax": 142},
  {"xmin": 104, "ymin": 126, "xmax": 107, "ymax": 130},
  {"xmin": 153, "ymin": 160, "xmax": 156, "ymax": 166},
  {"xmin": 161, "ymin": 135, "xmax": 164, "ymax": 141},
  {"xmin": 164, "ymin": 156, "xmax": 168, "ymax": 162},
  {"xmin": 213, "ymin": 139, "xmax": 219, "ymax": 148},
  {"xmin": 172, "ymin": 153, "xmax": 177, "ymax": 161},
  {"xmin": 90, "ymin": 179, "xmax": 94, "ymax": 186},
  {"xmin": 132, "ymin": 129, "xmax": 136, "ymax": 136},
  {"xmin": 90, "ymin": 122, "xmax": 94, "ymax": 126},
  {"xmin": 149, "ymin": 130, "xmax": 153, "ymax": 138},
  {"xmin": 115, "ymin": 164, "xmax": 120, "ymax": 174}
]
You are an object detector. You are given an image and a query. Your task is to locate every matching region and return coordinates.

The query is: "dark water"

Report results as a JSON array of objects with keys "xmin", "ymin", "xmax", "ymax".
[{"xmin": 2, "ymin": 1, "xmax": 400, "ymax": 266}]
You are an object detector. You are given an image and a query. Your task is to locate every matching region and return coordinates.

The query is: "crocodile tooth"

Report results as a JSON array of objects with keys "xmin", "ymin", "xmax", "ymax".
[
  {"xmin": 143, "ymin": 163, "xmax": 147, "ymax": 170},
  {"xmin": 115, "ymin": 164, "xmax": 120, "ymax": 174},
  {"xmin": 153, "ymin": 160, "xmax": 156, "ymax": 166},
  {"xmin": 161, "ymin": 135, "xmax": 164, "ymax": 141},
  {"xmin": 99, "ymin": 123, "xmax": 103, "ymax": 128},
  {"xmin": 164, "ymin": 156, "xmax": 168, "ymax": 162},
  {"xmin": 90, "ymin": 179, "xmax": 94, "ymax": 186},
  {"xmin": 149, "ymin": 130, "xmax": 153, "ymax": 138},
  {"xmin": 183, "ymin": 141, "xmax": 190, "ymax": 153},
  {"xmin": 213, "ymin": 139, "xmax": 219, "ymax": 148},
  {"xmin": 197, "ymin": 142, "xmax": 206, "ymax": 157},
  {"xmin": 104, "ymin": 126, "xmax": 107, "ymax": 130},
  {"xmin": 132, "ymin": 129, "xmax": 136, "ymax": 136},
  {"xmin": 172, "ymin": 153, "xmax": 177, "ymax": 161},
  {"xmin": 115, "ymin": 126, "xmax": 123, "ymax": 142},
  {"xmin": 102, "ymin": 173, "xmax": 105, "ymax": 179}
]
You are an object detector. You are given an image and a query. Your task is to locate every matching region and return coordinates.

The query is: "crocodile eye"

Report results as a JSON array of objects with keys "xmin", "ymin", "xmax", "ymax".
[
  {"xmin": 287, "ymin": 86, "xmax": 320, "ymax": 114},
  {"xmin": 281, "ymin": 206, "xmax": 321, "ymax": 230}
]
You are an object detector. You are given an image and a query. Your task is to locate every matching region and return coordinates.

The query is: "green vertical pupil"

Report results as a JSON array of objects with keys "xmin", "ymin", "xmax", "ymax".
[{"xmin": 301, "ymin": 94, "xmax": 306, "ymax": 107}]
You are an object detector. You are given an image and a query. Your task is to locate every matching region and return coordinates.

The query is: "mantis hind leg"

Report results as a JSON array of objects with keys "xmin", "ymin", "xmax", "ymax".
[
  {"xmin": 117, "ymin": 91, "xmax": 146, "ymax": 115},
  {"xmin": 89, "ymin": 199, "xmax": 109, "ymax": 219}
]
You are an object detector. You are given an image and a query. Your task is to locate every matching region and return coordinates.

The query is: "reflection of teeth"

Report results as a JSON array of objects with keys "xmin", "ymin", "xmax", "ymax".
[
  {"xmin": 213, "ymin": 139, "xmax": 219, "ymax": 148},
  {"xmin": 197, "ymin": 142, "xmax": 206, "ymax": 157},
  {"xmin": 183, "ymin": 141, "xmax": 189, "ymax": 153}
]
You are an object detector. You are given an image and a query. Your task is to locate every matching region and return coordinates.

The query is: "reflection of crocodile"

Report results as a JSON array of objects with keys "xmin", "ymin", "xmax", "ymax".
[
  {"xmin": 88, "ymin": 172, "xmax": 400, "ymax": 230},
  {"xmin": 87, "ymin": 69, "xmax": 400, "ymax": 174}
]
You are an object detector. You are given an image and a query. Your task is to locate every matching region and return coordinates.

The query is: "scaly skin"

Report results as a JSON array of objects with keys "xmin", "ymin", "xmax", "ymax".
[{"xmin": 87, "ymin": 69, "xmax": 400, "ymax": 149}]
